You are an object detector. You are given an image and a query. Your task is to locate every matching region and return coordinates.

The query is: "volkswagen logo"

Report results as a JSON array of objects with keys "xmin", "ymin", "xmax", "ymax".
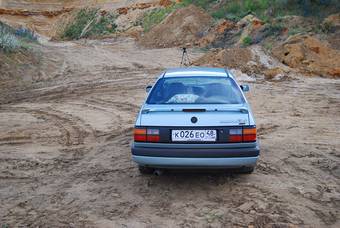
[{"xmin": 191, "ymin": 116, "xmax": 198, "ymax": 124}]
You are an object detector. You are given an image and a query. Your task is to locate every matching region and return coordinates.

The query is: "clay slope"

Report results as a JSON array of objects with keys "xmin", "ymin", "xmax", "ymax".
[
  {"xmin": 140, "ymin": 4, "xmax": 213, "ymax": 48},
  {"xmin": 272, "ymin": 35, "xmax": 340, "ymax": 77}
]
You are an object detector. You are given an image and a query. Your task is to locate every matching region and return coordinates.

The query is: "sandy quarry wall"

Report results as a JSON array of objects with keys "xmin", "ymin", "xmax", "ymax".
[
  {"xmin": 0, "ymin": 0, "xmax": 158, "ymax": 10},
  {"xmin": 140, "ymin": 4, "xmax": 213, "ymax": 48},
  {"xmin": 0, "ymin": 0, "xmax": 160, "ymax": 38}
]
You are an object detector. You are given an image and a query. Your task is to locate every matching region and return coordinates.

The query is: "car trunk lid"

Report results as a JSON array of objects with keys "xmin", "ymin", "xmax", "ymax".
[{"xmin": 140, "ymin": 104, "xmax": 249, "ymax": 126}]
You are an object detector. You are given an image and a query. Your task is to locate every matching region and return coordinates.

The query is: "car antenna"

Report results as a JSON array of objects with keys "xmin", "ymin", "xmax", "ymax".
[{"xmin": 180, "ymin": 47, "xmax": 191, "ymax": 67}]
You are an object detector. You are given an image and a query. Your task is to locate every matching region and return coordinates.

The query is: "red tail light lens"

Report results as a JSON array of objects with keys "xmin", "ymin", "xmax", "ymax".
[
  {"xmin": 146, "ymin": 129, "xmax": 160, "ymax": 142},
  {"xmin": 243, "ymin": 127, "xmax": 257, "ymax": 142},
  {"xmin": 229, "ymin": 135, "xmax": 242, "ymax": 142},
  {"xmin": 146, "ymin": 135, "xmax": 160, "ymax": 142},
  {"xmin": 134, "ymin": 128, "xmax": 160, "ymax": 142},
  {"xmin": 229, "ymin": 128, "xmax": 242, "ymax": 142},
  {"xmin": 229, "ymin": 127, "xmax": 257, "ymax": 143},
  {"xmin": 134, "ymin": 129, "xmax": 146, "ymax": 142}
]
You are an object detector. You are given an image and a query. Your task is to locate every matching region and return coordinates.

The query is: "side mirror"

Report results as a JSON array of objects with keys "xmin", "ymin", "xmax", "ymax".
[
  {"xmin": 146, "ymin": 85, "xmax": 152, "ymax": 93},
  {"xmin": 240, "ymin": 84, "xmax": 250, "ymax": 92}
]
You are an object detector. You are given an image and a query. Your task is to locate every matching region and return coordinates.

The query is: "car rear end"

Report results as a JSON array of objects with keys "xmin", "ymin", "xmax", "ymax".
[{"xmin": 131, "ymin": 68, "xmax": 259, "ymax": 173}]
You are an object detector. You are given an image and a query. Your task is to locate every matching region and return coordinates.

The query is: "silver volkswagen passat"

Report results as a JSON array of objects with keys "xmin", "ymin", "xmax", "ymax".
[{"xmin": 131, "ymin": 67, "xmax": 259, "ymax": 174}]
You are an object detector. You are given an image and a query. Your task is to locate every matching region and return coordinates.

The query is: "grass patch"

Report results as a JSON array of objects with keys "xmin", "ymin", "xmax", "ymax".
[
  {"xmin": 181, "ymin": 0, "xmax": 218, "ymax": 10},
  {"xmin": 142, "ymin": 2, "xmax": 193, "ymax": 32},
  {"xmin": 62, "ymin": 8, "xmax": 117, "ymax": 40},
  {"xmin": 288, "ymin": 27, "xmax": 309, "ymax": 36},
  {"xmin": 15, "ymin": 28, "xmax": 38, "ymax": 42},
  {"xmin": 242, "ymin": 36, "xmax": 253, "ymax": 46},
  {"xmin": 266, "ymin": 22, "xmax": 286, "ymax": 36},
  {"xmin": 141, "ymin": 0, "xmax": 219, "ymax": 32},
  {"xmin": 0, "ymin": 22, "xmax": 19, "ymax": 52},
  {"xmin": 142, "ymin": 7, "xmax": 174, "ymax": 32},
  {"xmin": 0, "ymin": 22, "xmax": 37, "ymax": 53},
  {"xmin": 263, "ymin": 41, "xmax": 273, "ymax": 51},
  {"xmin": 141, "ymin": 0, "xmax": 340, "ymax": 31},
  {"xmin": 208, "ymin": 0, "xmax": 340, "ymax": 21}
]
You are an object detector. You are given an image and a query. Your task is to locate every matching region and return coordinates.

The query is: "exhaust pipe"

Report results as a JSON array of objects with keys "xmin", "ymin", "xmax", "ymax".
[{"xmin": 153, "ymin": 169, "xmax": 164, "ymax": 176}]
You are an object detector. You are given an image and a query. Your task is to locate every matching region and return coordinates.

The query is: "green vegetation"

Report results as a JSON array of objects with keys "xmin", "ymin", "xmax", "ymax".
[
  {"xmin": 183, "ymin": 0, "xmax": 340, "ymax": 21},
  {"xmin": 15, "ymin": 28, "xmax": 37, "ymax": 42},
  {"xmin": 288, "ymin": 27, "xmax": 309, "ymax": 36},
  {"xmin": 242, "ymin": 36, "xmax": 253, "ymax": 46},
  {"xmin": 180, "ymin": 0, "xmax": 218, "ymax": 10},
  {"xmin": 142, "ymin": 6, "xmax": 174, "ymax": 32},
  {"xmin": 142, "ymin": 2, "xmax": 193, "ymax": 32},
  {"xmin": 266, "ymin": 22, "xmax": 285, "ymax": 36},
  {"xmin": 142, "ymin": 0, "xmax": 220, "ymax": 32},
  {"xmin": 142, "ymin": 0, "xmax": 339, "ymax": 33},
  {"xmin": 0, "ymin": 22, "xmax": 37, "ymax": 53},
  {"xmin": 321, "ymin": 20, "xmax": 334, "ymax": 33},
  {"xmin": 210, "ymin": 0, "xmax": 289, "ymax": 21},
  {"xmin": 62, "ymin": 8, "xmax": 117, "ymax": 40},
  {"xmin": 263, "ymin": 41, "xmax": 273, "ymax": 51}
]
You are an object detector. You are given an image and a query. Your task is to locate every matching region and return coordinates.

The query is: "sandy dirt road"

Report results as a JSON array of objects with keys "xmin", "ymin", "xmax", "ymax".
[{"xmin": 0, "ymin": 38, "xmax": 339, "ymax": 227}]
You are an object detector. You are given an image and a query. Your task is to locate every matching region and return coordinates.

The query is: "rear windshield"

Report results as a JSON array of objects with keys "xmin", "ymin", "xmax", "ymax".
[{"xmin": 146, "ymin": 76, "xmax": 245, "ymax": 104}]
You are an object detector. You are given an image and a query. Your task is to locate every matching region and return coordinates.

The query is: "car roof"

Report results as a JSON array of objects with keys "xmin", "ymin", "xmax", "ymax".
[{"xmin": 164, "ymin": 67, "xmax": 231, "ymax": 78}]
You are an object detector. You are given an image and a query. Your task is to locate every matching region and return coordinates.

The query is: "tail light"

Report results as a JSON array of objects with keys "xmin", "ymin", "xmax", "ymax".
[
  {"xmin": 146, "ymin": 129, "xmax": 160, "ymax": 142},
  {"xmin": 229, "ymin": 126, "xmax": 256, "ymax": 143},
  {"xmin": 134, "ymin": 129, "xmax": 146, "ymax": 142},
  {"xmin": 134, "ymin": 128, "xmax": 160, "ymax": 142},
  {"xmin": 229, "ymin": 128, "xmax": 242, "ymax": 142},
  {"xmin": 243, "ymin": 127, "xmax": 257, "ymax": 142}
]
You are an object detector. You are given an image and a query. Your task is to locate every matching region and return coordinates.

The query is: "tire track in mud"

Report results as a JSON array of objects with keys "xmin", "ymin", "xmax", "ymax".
[
  {"xmin": 2, "ymin": 37, "xmax": 340, "ymax": 227},
  {"xmin": 85, "ymin": 98, "xmax": 140, "ymax": 113},
  {"xmin": 1, "ymin": 69, "xmax": 156, "ymax": 105},
  {"xmin": 0, "ymin": 106, "xmax": 95, "ymax": 146}
]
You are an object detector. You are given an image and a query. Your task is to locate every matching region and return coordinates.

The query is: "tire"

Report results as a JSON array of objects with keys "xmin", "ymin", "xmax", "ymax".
[
  {"xmin": 138, "ymin": 165, "xmax": 154, "ymax": 175},
  {"xmin": 239, "ymin": 166, "xmax": 254, "ymax": 174}
]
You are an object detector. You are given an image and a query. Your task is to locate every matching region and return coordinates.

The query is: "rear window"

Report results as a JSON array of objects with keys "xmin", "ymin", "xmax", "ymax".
[{"xmin": 146, "ymin": 76, "xmax": 245, "ymax": 104}]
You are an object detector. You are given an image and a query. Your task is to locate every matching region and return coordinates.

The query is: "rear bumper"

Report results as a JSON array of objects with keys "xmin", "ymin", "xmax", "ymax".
[
  {"xmin": 132, "ymin": 155, "xmax": 258, "ymax": 168},
  {"xmin": 131, "ymin": 142, "xmax": 259, "ymax": 168}
]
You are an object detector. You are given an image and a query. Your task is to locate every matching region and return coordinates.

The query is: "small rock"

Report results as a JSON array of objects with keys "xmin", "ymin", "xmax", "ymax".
[
  {"xmin": 323, "ymin": 13, "xmax": 340, "ymax": 31},
  {"xmin": 238, "ymin": 202, "xmax": 254, "ymax": 212},
  {"xmin": 256, "ymin": 201, "xmax": 267, "ymax": 211},
  {"xmin": 263, "ymin": 67, "xmax": 285, "ymax": 80},
  {"xmin": 230, "ymin": 69, "xmax": 256, "ymax": 82}
]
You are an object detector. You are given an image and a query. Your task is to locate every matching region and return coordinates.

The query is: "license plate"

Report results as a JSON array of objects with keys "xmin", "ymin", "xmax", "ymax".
[{"xmin": 171, "ymin": 130, "xmax": 217, "ymax": 142}]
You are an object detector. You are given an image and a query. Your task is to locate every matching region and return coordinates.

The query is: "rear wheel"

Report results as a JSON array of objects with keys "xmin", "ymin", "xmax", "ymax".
[
  {"xmin": 238, "ymin": 166, "xmax": 254, "ymax": 174},
  {"xmin": 138, "ymin": 165, "xmax": 154, "ymax": 175}
]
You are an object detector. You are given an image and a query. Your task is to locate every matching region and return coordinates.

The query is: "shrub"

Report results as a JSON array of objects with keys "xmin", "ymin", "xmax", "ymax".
[
  {"xmin": 244, "ymin": 0, "xmax": 257, "ymax": 12},
  {"xmin": 266, "ymin": 22, "xmax": 285, "ymax": 36},
  {"xmin": 63, "ymin": 8, "xmax": 97, "ymax": 40},
  {"xmin": 321, "ymin": 21, "xmax": 334, "ymax": 33},
  {"xmin": 208, "ymin": 0, "xmax": 340, "ymax": 21},
  {"xmin": 191, "ymin": 0, "xmax": 218, "ymax": 9},
  {"xmin": 180, "ymin": 0, "xmax": 217, "ymax": 10},
  {"xmin": 288, "ymin": 27, "xmax": 308, "ymax": 36},
  {"xmin": 0, "ymin": 22, "xmax": 22, "ymax": 52},
  {"xmin": 62, "ymin": 8, "xmax": 117, "ymax": 40},
  {"xmin": 86, "ymin": 13, "xmax": 117, "ymax": 37},
  {"xmin": 142, "ymin": 2, "xmax": 191, "ymax": 32},
  {"xmin": 0, "ymin": 32, "xmax": 21, "ymax": 52},
  {"xmin": 263, "ymin": 41, "xmax": 273, "ymax": 51},
  {"xmin": 242, "ymin": 36, "xmax": 253, "ymax": 46},
  {"xmin": 15, "ymin": 28, "xmax": 38, "ymax": 41},
  {"xmin": 142, "ymin": 0, "xmax": 221, "ymax": 31},
  {"xmin": 143, "ymin": 7, "xmax": 174, "ymax": 32}
]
